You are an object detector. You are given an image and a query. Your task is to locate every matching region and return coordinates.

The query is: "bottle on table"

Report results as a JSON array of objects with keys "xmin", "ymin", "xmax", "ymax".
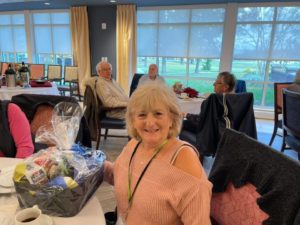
[
  {"xmin": 5, "ymin": 64, "xmax": 16, "ymax": 88},
  {"xmin": 18, "ymin": 62, "xmax": 31, "ymax": 88}
]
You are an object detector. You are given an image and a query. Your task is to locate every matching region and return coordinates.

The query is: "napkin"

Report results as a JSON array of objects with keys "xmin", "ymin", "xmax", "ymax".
[
  {"xmin": 0, "ymin": 166, "xmax": 16, "ymax": 194},
  {"xmin": 29, "ymin": 80, "xmax": 52, "ymax": 87}
]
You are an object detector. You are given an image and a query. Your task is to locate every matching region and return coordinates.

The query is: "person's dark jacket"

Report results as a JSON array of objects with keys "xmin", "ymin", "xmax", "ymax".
[
  {"xmin": 209, "ymin": 128, "xmax": 300, "ymax": 225},
  {"xmin": 11, "ymin": 94, "xmax": 91, "ymax": 148},
  {"xmin": 181, "ymin": 93, "xmax": 256, "ymax": 156},
  {"xmin": 84, "ymin": 80, "xmax": 99, "ymax": 141}
]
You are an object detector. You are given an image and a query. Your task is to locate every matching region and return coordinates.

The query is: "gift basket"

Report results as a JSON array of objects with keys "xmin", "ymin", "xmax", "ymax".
[{"xmin": 13, "ymin": 102, "xmax": 106, "ymax": 217}]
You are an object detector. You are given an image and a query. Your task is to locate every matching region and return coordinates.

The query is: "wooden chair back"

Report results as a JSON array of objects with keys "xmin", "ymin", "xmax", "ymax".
[
  {"xmin": 29, "ymin": 64, "xmax": 45, "ymax": 80},
  {"xmin": 47, "ymin": 65, "xmax": 62, "ymax": 82}
]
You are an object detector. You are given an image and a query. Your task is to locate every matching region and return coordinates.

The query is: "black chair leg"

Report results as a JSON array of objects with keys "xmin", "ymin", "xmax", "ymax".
[
  {"xmin": 104, "ymin": 129, "xmax": 109, "ymax": 140},
  {"xmin": 281, "ymin": 130, "xmax": 287, "ymax": 152},
  {"xmin": 96, "ymin": 130, "xmax": 101, "ymax": 149},
  {"xmin": 269, "ymin": 123, "xmax": 278, "ymax": 146}
]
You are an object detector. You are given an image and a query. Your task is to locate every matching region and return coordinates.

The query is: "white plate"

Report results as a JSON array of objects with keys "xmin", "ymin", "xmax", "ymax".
[
  {"xmin": 42, "ymin": 214, "xmax": 53, "ymax": 225},
  {"xmin": 35, "ymin": 79, "xmax": 47, "ymax": 84},
  {"xmin": 0, "ymin": 186, "xmax": 15, "ymax": 194},
  {"xmin": 178, "ymin": 96, "xmax": 190, "ymax": 100},
  {"xmin": 0, "ymin": 166, "xmax": 15, "ymax": 188}
]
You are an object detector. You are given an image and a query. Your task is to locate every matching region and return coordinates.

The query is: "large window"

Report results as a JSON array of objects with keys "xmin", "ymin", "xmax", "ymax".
[
  {"xmin": 0, "ymin": 10, "xmax": 72, "ymax": 67},
  {"xmin": 137, "ymin": 7, "xmax": 225, "ymax": 93},
  {"xmin": 0, "ymin": 13, "xmax": 27, "ymax": 63},
  {"xmin": 232, "ymin": 6, "xmax": 300, "ymax": 107},
  {"xmin": 32, "ymin": 12, "xmax": 72, "ymax": 66},
  {"xmin": 137, "ymin": 4, "xmax": 300, "ymax": 107}
]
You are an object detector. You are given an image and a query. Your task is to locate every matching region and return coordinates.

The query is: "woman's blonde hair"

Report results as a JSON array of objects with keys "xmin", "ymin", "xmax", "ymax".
[{"xmin": 126, "ymin": 84, "xmax": 182, "ymax": 140}]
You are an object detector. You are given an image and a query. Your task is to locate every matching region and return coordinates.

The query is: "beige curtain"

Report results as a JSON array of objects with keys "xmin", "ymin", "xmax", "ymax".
[
  {"xmin": 116, "ymin": 5, "xmax": 137, "ymax": 95},
  {"xmin": 71, "ymin": 6, "xmax": 91, "ymax": 96}
]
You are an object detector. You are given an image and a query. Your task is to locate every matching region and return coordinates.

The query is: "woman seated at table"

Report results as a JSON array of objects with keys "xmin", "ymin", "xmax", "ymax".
[
  {"xmin": 104, "ymin": 84, "xmax": 212, "ymax": 224},
  {"xmin": 0, "ymin": 101, "xmax": 34, "ymax": 158}
]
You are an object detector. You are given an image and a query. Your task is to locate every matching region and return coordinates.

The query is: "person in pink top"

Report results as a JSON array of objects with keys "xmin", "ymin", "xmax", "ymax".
[
  {"xmin": 104, "ymin": 84, "xmax": 212, "ymax": 225},
  {"xmin": 0, "ymin": 102, "xmax": 34, "ymax": 158}
]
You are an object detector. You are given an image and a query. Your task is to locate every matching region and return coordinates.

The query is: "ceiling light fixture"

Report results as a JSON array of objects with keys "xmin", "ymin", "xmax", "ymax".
[
  {"xmin": 110, "ymin": 0, "xmax": 116, "ymax": 3},
  {"xmin": 44, "ymin": 2, "xmax": 50, "ymax": 5}
]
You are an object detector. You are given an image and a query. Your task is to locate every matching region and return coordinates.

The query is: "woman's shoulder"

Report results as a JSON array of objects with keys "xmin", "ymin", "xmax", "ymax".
[{"xmin": 170, "ymin": 140, "xmax": 204, "ymax": 179}]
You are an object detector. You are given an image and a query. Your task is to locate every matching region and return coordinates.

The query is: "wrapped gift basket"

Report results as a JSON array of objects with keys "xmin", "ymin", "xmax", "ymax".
[{"xmin": 13, "ymin": 102, "xmax": 106, "ymax": 217}]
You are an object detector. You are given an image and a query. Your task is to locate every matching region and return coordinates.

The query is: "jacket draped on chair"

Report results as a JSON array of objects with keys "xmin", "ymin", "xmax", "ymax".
[
  {"xmin": 209, "ymin": 128, "xmax": 300, "ymax": 225},
  {"xmin": 11, "ymin": 94, "xmax": 91, "ymax": 148},
  {"xmin": 180, "ymin": 92, "xmax": 257, "ymax": 157}
]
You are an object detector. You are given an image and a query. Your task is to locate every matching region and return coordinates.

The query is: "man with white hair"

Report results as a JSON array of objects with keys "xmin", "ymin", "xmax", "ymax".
[
  {"xmin": 86, "ymin": 61, "xmax": 129, "ymax": 119},
  {"xmin": 138, "ymin": 64, "xmax": 166, "ymax": 87}
]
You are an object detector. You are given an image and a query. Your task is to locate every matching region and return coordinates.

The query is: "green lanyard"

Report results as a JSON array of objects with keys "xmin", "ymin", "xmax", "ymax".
[{"xmin": 127, "ymin": 139, "xmax": 168, "ymax": 207}]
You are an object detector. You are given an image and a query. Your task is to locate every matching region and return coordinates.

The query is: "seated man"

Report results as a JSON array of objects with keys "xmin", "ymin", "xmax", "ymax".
[
  {"xmin": 86, "ymin": 61, "xmax": 129, "ymax": 119},
  {"xmin": 138, "ymin": 64, "xmax": 166, "ymax": 87},
  {"xmin": 182, "ymin": 71, "xmax": 236, "ymax": 132}
]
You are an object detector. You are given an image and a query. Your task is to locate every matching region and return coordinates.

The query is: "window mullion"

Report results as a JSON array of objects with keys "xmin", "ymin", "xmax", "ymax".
[
  {"xmin": 24, "ymin": 10, "xmax": 32, "ymax": 63},
  {"xmin": 186, "ymin": 9, "xmax": 192, "ymax": 86},
  {"xmin": 220, "ymin": 3, "xmax": 238, "ymax": 72},
  {"xmin": 261, "ymin": 7, "xmax": 277, "ymax": 106}
]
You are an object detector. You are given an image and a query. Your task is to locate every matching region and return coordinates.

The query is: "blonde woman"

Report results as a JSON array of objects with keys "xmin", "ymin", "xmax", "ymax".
[{"xmin": 104, "ymin": 84, "xmax": 212, "ymax": 225}]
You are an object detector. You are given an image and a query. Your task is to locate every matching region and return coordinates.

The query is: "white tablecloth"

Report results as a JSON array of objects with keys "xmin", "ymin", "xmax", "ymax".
[
  {"xmin": 0, "ymin": 83, "xmax": 59, "ymax": 100},
  {"xmin": 0, "ymin": 158, "xmax": 105, "ymax": 225},
  {"xmin": 178, "ymin": 97, "xmax": 205, "ymax": 114}
]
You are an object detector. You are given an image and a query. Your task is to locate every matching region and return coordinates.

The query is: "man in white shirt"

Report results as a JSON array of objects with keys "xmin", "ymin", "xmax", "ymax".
[
  {"xmin": 86, "ymin": 61, "xmax": 129, "ymax": 119},
  {"xmin": 138, "ymin": 64, "xmax": 166, "ymax": 87}
]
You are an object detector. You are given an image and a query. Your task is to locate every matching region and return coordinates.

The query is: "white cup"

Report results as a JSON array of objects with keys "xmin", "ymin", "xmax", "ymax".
[
  {"xmin": 180, "ymin": 92, "xmax": 188, "ymax": 98},
  {"xmin": 15, "ymin": 205, "xmax": 51, "ymax": 225}
]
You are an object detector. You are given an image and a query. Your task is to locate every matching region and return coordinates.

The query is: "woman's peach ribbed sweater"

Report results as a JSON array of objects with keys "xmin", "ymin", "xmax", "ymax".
[{"xmin": 114, "ymin": 138, "xmax": 212, "ymax": 225}]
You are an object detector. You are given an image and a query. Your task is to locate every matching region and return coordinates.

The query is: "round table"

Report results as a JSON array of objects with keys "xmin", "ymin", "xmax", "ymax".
[
  {"xmin": 178, "ymin": 97, "xmax": 205, "ymax": 114},
  {"xmin": 0, "ymin": 83, "xmax": 59, "ymax": 100}
]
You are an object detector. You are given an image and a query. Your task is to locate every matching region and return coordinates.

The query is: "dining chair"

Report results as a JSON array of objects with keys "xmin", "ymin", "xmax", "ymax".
[
  {"xmin": 29, "ymin": 64, "xmax": 45, "ymax": 80},
  {"xmin": 281, "ymin": 88, "xmax": 300, "ymax": 160},
  {"xmin": 234, "ymin": 79, "xmax": 247, "ymax": 93},
  {"xmin": 268, "ymin": 82, "xmax": 292, "ymax": 146},
  {"xmin": 84, "ymin": 79, "xmax": 128, "ymax": 149},
  {"xmin": 47, "ymin": 64, "xmax": 62, "ymax": 84},
  {"xmin": 179, "ymin": 92, "xmax": 257, "ymax": 158},
  {"xmin": 58, "ymin": 66, "xmax": 81, "ymax": 101},
  {"xmin": 129, "ymin": 73, "xmax": 144, "ymax": 96},
  {"xmin": 209, "ymin": 128, "xmax": 300, "ymax": 225},
  {"xmin": 1, "ymin": 62, "xmax": 9, "ymax": 75}
]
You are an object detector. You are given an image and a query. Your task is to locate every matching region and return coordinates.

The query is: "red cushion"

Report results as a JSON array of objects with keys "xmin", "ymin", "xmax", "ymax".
[{"xmin": 211, "ymin": 182, "xmax": 269, "ymax": 225}]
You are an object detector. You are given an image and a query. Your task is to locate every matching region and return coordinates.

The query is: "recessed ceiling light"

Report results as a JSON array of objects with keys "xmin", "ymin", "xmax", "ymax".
[
  {"xmin": 44, "ymin": 2, "xmax": 50, "ymax": 5},
  {"xmin": 110, "ymin": 0, "xmax": 116, "ymax": 3}
]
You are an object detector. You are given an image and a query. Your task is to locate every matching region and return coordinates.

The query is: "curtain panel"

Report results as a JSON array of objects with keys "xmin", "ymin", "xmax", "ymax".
[
  {"xmin": 71, "ymin": 6, "xmax": 92, "ymax": 96},
  {"xmin": 116, "ymin": 5, "xmax": 137, "ymax": 94}
]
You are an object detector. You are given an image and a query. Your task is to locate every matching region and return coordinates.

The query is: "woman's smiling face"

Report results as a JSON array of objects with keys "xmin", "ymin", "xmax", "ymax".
[{"xmin": 132, "ymin": 103, "xmax": 173, "ymax": 147}]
